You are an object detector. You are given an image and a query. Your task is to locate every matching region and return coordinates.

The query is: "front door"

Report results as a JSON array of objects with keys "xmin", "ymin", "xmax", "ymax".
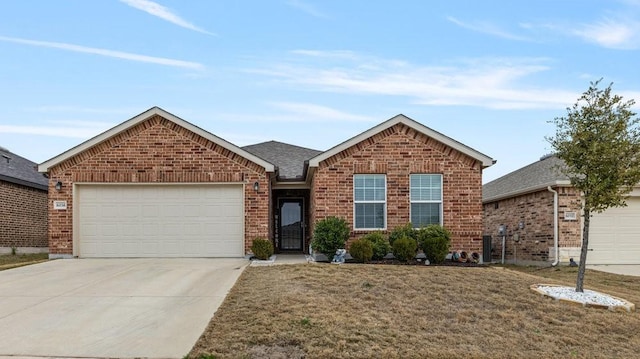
[{"xmin": 278, "ymin": 199, "xmax": 304, "ymax": 251}]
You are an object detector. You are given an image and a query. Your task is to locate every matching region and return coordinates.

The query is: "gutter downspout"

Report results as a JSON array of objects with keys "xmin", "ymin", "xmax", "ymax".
[{"xmin": 547, "ymin": 186, "xmax": 559, "ymax": 266}]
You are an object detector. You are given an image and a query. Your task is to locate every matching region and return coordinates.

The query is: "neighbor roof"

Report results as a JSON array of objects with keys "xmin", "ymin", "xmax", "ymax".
[
  {"xmin": 308, "ymin": 114, "xmax": 495, "ymax": 168},
  {"xmin": 483, "ymin": 155, "xmax": 570, "ymax": 203},
  {"xmin": 0, "ymin": 147, "xmax": 48, "ymax": 190},
  {"xmin": 38, "ymin": 107, "xmax": 275, "ymax": 173},
  {"xmin": 242, "ymin": 141, "xmax": 322, "ymax": 180}
]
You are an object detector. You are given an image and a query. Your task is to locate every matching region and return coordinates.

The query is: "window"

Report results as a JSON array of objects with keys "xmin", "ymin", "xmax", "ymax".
[
  {"xmin": 354, "ymin": 174, "xmax": 386, "ymax": 229},
  {"xmin": 410, "ymin": 174, "xmax": 442, "ymax": 228}
]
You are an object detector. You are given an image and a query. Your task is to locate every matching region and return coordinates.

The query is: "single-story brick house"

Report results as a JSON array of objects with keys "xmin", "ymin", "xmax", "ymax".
[
  {"xmin": 0, "ymin": 146, "xmax": 48, "ymax": 253},
  {"xmin": 483, "ymin": 154, "xmax": 640, "ymax": 265},
  {"xmin": 38, "ymin": 107, "xmax": 494, "ymax": 259}
]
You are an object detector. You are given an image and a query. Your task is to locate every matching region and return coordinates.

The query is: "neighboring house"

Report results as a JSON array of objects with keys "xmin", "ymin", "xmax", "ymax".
[
  {"xmin": 38, "ymin": 107, "xmax": 494, "ymax": 259},
  {"xmin": 0, "ymin": 146, "xmax": 48, "ymax": 253},
  {"xmin": 483, "ymin": 154, "xmax": 640, "ymax": 265}
]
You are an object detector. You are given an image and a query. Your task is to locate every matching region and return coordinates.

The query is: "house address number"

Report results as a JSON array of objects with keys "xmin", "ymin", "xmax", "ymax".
[{"xmin": 53, "ymin": 200, "xmax": 67, "ymax": 210}]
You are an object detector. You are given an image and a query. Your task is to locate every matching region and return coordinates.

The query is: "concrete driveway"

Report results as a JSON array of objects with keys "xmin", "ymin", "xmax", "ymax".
[
  {"xmin": 0, "ymin": 258, "xmax": 248, "ymax": 358},
  {"xmin": 587, "ymin": 264, "xmax": 640, "ymax": 276}
]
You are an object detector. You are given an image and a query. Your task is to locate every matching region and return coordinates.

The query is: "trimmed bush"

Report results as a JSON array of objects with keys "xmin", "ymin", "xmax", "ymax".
[
  {"xmin": 251, "ymin": 238, "xmax": 274, "ymax": 260},
  {"xmin": 388, "ymin": 223, "xmax": 418, "ymax": 245},
  {"xmin": 417, "ymin": 224, "xmax": 451, "ymax": 264},
  {"xmin": 311, "ymin": 216, "xmax": 350, "ymax": 261},
  {"xmin": 392, "ymin": 235, "xmax": 417, "ymax": 262},
  {"xmin": 362, "ymin": 232, "xmax": 391, "ymax": 260},
  {"xmin": 349, "ymin": 238, "xmax": 373, "ymax": 263}
]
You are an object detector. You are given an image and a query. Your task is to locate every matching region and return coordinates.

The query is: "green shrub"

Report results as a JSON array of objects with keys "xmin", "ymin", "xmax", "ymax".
[
  {"xmin": 417, "ymin": 224, "xmax": 451, "ymax": 264},
  {"xmin": 388, "ymin": 223, "xmax": 418, "ymax": 245},
  {"xmin": 311, "ymin": 216, "xmax": 350, "ymax": 261},
  {"xmin": 250, "ymin": 237, "xmax": 274, "ymax": 260},
  {"xmin": 392, "ymin": 235, "xmax": 417, "ymax": 262},
  {"xmin": 362, "ymin": 232, "xmax": 391, "ymax": 260},
  {"xmin": 349, "ymin": 238, "xmax": 373, "ymax": 263}
]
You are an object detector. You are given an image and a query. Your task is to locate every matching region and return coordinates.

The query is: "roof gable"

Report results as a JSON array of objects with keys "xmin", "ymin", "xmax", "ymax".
[
  {"xmin": 38, "ymin": 107, "xmax": 275, "ymax": 173},
  {"xmin": 482, "ymin": 155, "xmax": 570, "ymax": 202},
  {"xmin": 0, "ymin": 147, "xmax": 48, "ymax": 190},
  {"xmin": 308, "ymin": 114, "xmax": 494, "ymax": 168}
]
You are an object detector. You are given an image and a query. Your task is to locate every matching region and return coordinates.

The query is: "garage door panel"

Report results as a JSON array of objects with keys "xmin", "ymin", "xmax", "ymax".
[
  {"xmin": 77, "ymin": 184, "xmax": 244, "ymax": 258},
  {"xmin": 590, "ymin": 197, "xmax": 640, "ymax": 264}
]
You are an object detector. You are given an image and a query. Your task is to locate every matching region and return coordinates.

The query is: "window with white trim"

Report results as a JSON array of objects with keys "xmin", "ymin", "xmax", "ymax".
[
  {"xmin": 410, "ymin": 174, "xmax": 442, "ymax": 228},
  {"xmin": 354, "ymin": 174, "xmax": 386, "ymax": 229}
]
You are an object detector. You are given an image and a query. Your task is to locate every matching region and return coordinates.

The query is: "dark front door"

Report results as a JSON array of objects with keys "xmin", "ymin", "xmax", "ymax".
[{"xmin": 278, "ymin": 199, "xmax": 303, "ymax": 251}]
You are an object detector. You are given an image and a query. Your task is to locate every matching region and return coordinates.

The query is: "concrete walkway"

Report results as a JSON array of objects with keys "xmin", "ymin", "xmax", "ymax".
[
  {"xmin": 0, "ymin": 258, "xmax": 248, "ymax": 359},
  {"xmin": 249, "ymin": 253, "xmax": 309, "ymax": 266},
  {"xmin": 587, "ymin": 264, "xmax": 640, "ymax": 277}
]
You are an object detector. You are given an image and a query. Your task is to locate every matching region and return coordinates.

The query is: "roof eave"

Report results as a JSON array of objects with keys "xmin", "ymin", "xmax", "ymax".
[
  {"xmin": 0, "ymin": 174, "xmax": 48, "ymax": 191},
  {"xmin": 38, "ymin": 107, "xmax": 275, "ymax": 173},
  {"xmin": 482, "ymin": 180, "xmax": 572, "ymax": 203}
]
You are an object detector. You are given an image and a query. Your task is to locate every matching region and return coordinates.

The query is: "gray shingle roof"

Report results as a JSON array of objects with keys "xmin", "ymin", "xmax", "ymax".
[
  {"xmin": 483, "ymin": 155, "xmax": 569, "ymax": 202},
  {"xmin": 242, "ymin": 141, "xmax": 323, "ymax": 180},
  {"xmin": 0, "ymin": 147, "xmax": 48, "ymax": 190}
]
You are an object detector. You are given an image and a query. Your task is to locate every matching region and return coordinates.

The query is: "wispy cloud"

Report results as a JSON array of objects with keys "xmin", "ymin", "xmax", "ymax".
[
  {"xmin": 0, "ymin": 121, "xmax": 111, "ymax": 139},
  {"xmin": 247, "ymin": 52, "xmax": 576, "ymax": 110},
  {"xmin": 285, "ymin": 0, "xmax": 328, "ymax": 19},
  {"xmin": 120, "ymin": 0, "xmax": 215, "ymax": 35},
  {"xmin": 0, "ymin": 35, "xmax": 204, "ymax": 70},
  {"xmin": 290, "ymin": 50, "xmax": 357, "ymax": 60},
  {"xmin": 267, "ymin": 102, "xmax": 373, "ymax": 122},
  {"xmin": 27, "ymin": 106, "xmax": 139, "ymax": 115},
  {"xmin": 446, "ymin": 16, "xmax": 530, "ymax": 41},
  {"xmin": 571, "ymin": 17, "xmax": 640, "ymax": 49}
]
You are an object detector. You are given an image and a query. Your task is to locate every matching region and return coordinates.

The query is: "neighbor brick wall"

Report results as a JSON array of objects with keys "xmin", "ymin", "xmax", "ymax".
[
  {"xmin": 47, "ymin": 115, "xmax": 270, "ymax": 256},
  {"xmin": 310, "ymin": 123, "xmax": 485, "ymax": 253},
  {"xmin": 0, "ymin": 180, "xmax": 48, "ymax": 248},
  {"xmin": 482, "ymin": 186, "xmax": 582, "ymax": 263}
]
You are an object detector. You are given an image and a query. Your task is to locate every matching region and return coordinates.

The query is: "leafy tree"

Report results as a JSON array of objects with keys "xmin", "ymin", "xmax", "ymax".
[{"xmin": 547, "ymin": 79, "xmax": 640, "ymax": 292}]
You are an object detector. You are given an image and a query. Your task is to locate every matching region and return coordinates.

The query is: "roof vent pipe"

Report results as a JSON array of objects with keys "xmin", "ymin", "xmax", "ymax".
[{"xmin": 547, "ymin": 186, "xmax": 559, "ymax": 266}]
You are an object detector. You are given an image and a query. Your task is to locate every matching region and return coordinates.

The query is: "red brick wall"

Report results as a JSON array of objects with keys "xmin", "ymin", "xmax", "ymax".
[
  {"xmin": 47, "ymin": 115, "xmax": 270, "ymax": 256},
  {"xmin": 310, "ymin": 123, "xmax": 485, "ymax": 253},
  {"xmin": 0, "ymin": 181, "xmax": 48, "ymax": 248},
  {"xmin": 482, "ymin": 186, "xmax": 582, "ymax": 263}
]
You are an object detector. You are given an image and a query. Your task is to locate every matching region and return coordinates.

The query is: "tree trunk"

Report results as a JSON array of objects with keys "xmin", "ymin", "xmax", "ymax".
[{"xmin": 576, "ymin": 209, "xmax": 590, "ymax": 292}]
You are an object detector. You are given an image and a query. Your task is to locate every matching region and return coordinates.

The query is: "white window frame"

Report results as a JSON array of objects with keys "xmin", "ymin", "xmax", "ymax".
[
  {"xmin": 353, "ymin": 174, "xmax": 387, "ymax": 230},
  {"xmin": 409, "ymin": 174, "xmax": 443, "ymax": 228}
]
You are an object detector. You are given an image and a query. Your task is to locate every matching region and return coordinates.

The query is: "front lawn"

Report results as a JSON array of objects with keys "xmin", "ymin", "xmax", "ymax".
[
  {"xmin": 0, "ymin": 253, "xmax": 48, "ymax": 270},
  {"xmin": 189, "ymin": 264, "xmax": 640, "ymax": 359}
]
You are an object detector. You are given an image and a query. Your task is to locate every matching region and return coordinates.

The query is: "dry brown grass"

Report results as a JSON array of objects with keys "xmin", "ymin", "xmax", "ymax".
[
  {"xmin": 190, "ymin": 264, "xmax": 640, "ymax": 359},
  {"xmin": 0, "ymin": 253, "xmax": 48, "ymax": 270}
]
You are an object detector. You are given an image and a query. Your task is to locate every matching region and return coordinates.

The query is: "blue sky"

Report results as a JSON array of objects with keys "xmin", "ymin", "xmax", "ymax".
[{"xmin": 1, "ymin": 0, "xmax": 639, "ymax": 183}]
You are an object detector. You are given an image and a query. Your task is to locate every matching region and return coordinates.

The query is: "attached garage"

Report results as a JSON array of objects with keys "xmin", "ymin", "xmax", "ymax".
[
  {"xmin": 589, "ymin": 196, "xmax": 640, "ymax": 265},
  {"xmin": 76, "ymin": 184, "xmax": 244, "ymax": 258},
  {"xmin": 39, "ymin": 107, "xmax": 274, "ymax": 259}
]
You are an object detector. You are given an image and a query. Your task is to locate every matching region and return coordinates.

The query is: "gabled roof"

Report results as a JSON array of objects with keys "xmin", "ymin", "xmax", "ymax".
[
  {"xmin": 308, "ymin": 114, "xmax": 495, "ymax": 168},
  {"xmin": 0, "ymin": 147, "xmax": 48, "ymax": 190},
  {"xmin": 243, "ymin": 141, "xmax": 322, "ymax": 180},
  {"xmin": 38, "ymin": 107, "xmax": 275, "ymax": 173},
  {"xmin": 483, "ymin": 155, "xmax": 570, "ymax": 203}
]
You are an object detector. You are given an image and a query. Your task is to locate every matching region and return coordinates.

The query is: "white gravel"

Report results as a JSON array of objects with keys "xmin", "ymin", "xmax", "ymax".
[{"xmin": 537, "ymin": 285, "xmax": 625, "ymax": 307}]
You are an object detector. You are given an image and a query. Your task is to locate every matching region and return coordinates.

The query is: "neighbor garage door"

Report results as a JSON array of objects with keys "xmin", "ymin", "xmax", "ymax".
[
  {"xmin": 589, "ymin": 197, "xmax": 640, "ymax": 265},
  {"xmin": 76, "ymin": 184, "xmax": 244, "ymax": 257}
]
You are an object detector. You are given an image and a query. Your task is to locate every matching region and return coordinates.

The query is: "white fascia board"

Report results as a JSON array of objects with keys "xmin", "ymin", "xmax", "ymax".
[
  {"xmin": 308, "ymin": 114, "xmax": 495, "ymax": 168},
  {"xmin": 38, "ymin": 107, "xmax": 275, "ymax": 173},
  {"xmin": 482, "ymin": 180, "xmax": 572, "ymax": 203}
]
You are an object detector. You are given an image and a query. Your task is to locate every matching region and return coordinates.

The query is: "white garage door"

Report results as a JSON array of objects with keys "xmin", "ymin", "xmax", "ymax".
[
  {"xmin": 76, "ymin": 184, "xmax": 244, "ymax": 258},
  {"xmin": 589, "ymin": 197, "xmax": 640, "ymax": 265}
]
